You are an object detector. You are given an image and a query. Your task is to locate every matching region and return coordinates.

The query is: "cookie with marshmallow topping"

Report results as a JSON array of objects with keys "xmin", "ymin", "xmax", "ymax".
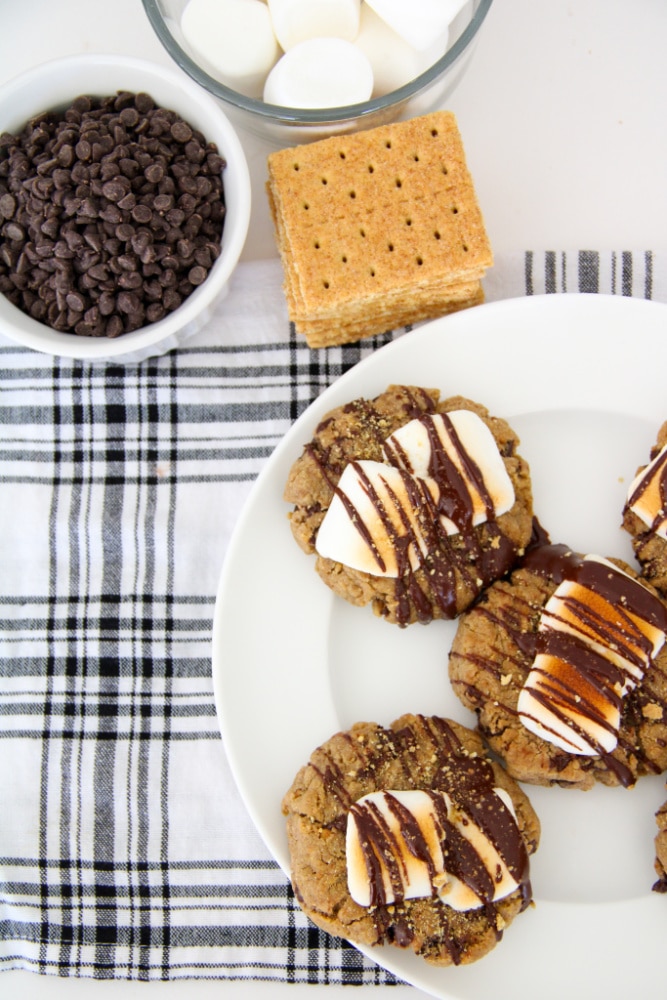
[
  {"xmin": 449, "ymin": 541, "xmax": 667, "ymax": 790},
  {"xmin": 655, "ymin": 790, "xmax": 667, "ymax": 893},
  {"xmin": 622, "ymin": 419, "xmax": 667, "ymax": 597},
  {"xmin": 284, "ymin": 386, "xmax": 534, "ymax": 626},
  {"xmin": 282, "ymin": 714, "xmax": 540, "ymax": 966}
]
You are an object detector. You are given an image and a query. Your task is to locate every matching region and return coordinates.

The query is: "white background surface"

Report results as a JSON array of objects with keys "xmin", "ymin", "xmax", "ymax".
[
  {"xmin": 2, "ymin": 0, "xmax": 666, "ymax": 265},
  {"xmin": 2, "ymin": 1, "xmax": 667, "ymax": 998}
]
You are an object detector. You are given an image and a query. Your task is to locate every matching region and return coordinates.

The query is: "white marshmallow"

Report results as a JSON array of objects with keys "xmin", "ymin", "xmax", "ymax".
[
  {"xmin": 626, "ymin": 443, "xmax": 667, "ymax": 540},
  {"xmin": 365, "ymin": 0, "xmax": 465, "ymax": 52},
  {"xmin": 538, "ymin": 556, "xmax": 664, "ymax": 687},
  {"xmin": 355, "ymin": 4, "xmax": 448, "ymax": 97},
  {"xmin": 316, "ymin": 411, "xmax": 515, "ymax": 577},
  {"xmin": 346, "ymin": 788, "xmax": 521, "ymax": 911},
  {"xmin": 518, "ymin": 555, "xmax": 666, "ymax": 755},
  {"xmin": 181, "ymin": 0, "xmax": 280, "ymax": 99},
  {"xmin": 384, "ymin": 411, "xmax": 515, "ymax": 528},
  {"xmin": 263, "ymin": 37, "xmax": 373, "ymax": 109},
  {"xmin": 315, "ymin": 460, "xmax": 439, "ymax": 576},
  {"xmin": 267, "ymin": 0, "xmax": 361, "ymax": 51}
]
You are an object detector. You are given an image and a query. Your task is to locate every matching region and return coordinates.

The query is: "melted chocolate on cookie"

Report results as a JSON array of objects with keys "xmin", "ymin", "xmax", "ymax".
[{"xmin": 308, "ymin": 393, "xmax": 524, "ymax": 625}]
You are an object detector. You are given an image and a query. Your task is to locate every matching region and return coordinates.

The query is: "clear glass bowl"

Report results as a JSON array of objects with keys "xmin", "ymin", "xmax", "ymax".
[{"xmin": 142, "ymin": 0, "xmax": 494, "ymax": 144}]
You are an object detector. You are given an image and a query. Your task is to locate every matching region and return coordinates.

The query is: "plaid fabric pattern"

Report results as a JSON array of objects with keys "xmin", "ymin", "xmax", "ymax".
[{"xmin": 0, "ymin": 252, "xmax": 662, "ymax": 981}]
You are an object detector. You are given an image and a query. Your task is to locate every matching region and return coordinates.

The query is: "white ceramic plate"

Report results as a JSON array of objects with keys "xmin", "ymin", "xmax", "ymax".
[{"xmin": 212, "ymin": 294, "xmax": 667, "ymax": 1000}]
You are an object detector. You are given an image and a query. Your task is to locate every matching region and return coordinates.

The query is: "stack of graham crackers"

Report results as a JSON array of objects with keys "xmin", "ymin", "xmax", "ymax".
[{"xmin": 266, "ymin": 110, "xmax": 493, "ymax": 349}]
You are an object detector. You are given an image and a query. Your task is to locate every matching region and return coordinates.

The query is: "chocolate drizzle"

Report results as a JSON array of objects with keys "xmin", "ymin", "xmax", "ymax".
[
  {"xmin": 426, "ymin": 413, "xmax": 495, "ymax": 525},
  {"xmin": 653, "ymin": 874, "xmax": 667, "ymax": 893},
  {"xmin": 522, "ymin": 545, "xmax": 667, "ymax": 633},
  {"xmin": 451, "ymin": 543, "xmax": 667, "ymax": 787},
  {"xmin": 624, "ymin": 445, "xmax": 667, "ymax": 535},
  {"xmin": 322, "ymin": 407, "xmax": 522, "ymax": 625},
  {"xmin": 349, "ymin": 784, "xmax": 519, "ymax": 911}
]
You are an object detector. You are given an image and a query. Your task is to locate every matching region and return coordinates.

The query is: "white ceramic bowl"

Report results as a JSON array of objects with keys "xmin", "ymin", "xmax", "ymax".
[
  {"xmin": 142, "ymin": 0, "xmax": 494, "ymax": 145},
  {"xmin": 0, "ymin": 53, "xmax": 251, "ymax": 363}
]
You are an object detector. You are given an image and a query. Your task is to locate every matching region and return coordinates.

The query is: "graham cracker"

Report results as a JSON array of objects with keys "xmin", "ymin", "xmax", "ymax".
[
  {"xmin": 267, "ymin": 110, "xmax": 492, "ymax": 346},
  {"xmin": 289, "ymin": 276, "xmax": 483, "ymax": 329},
  {"xmin": 295, "ymin": 285, "xmax": 485, "ymax": 349}
]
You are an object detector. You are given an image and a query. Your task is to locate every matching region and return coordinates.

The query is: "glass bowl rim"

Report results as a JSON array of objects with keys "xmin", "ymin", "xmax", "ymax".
[{"xmin": 141, "ymin": 0, "xmax": 494, "ymax": 126}]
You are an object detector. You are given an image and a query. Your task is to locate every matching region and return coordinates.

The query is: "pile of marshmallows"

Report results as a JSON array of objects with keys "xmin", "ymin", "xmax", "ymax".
[{"xmin": 179, "ymin": 0, "xmax": 472, "ymax": 108}]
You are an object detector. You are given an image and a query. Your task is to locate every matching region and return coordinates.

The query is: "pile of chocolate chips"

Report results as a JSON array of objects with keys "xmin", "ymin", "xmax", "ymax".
[{"xmin": 0, "ymin": 91, "xmax": 226, "ymax": 338}]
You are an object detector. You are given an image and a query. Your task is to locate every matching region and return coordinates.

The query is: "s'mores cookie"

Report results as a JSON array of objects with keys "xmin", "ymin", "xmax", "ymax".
[
  {"xmin": 622, "ymin": 420, "xmax": 667, "ymax": 596},
  {"xmin": 448, "ymin": 541, "xmax": 667, "ymax": 790},
  {"xmin": 282, "ymin": 714, "xmax": 540, "ymax": 967},
  {"xmin": 267, "ymin": 111, "xmax": 493, "ymax": 347},
  {"xmin": 284, "ymin": 384, "xmax": 533, "ymax": 626},
  {"xmin": 655, "ymin": 791, "xmax": 667, "ymax": 893}
]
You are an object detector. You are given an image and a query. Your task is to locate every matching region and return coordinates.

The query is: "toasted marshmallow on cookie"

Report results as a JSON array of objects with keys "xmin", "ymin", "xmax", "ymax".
[
  {"xmin": 346, "ymin": 787, "xmax": 524, "ymax": 912},
  {"xmin": 316, "ymin": 410, "xmax": 515, "ymax": 576}
]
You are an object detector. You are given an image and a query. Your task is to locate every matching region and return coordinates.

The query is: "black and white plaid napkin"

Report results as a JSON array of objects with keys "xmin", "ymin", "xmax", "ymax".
[{"xmin": 0, "ymin": 250, "xmax": 663, "ymax": 982}]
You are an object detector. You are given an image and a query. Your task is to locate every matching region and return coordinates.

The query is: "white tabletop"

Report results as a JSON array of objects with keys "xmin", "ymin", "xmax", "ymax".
[{"xmin": 3, "ymin": 1, "xmax": 667, "ymax": 998}]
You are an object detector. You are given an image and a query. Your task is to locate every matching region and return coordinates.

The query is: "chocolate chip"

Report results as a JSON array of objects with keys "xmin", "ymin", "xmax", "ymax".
[
  {"xmin": 80, "ymin": 197, "xmax": 99, "ymax": 219},
  {"xmin": 171, "ymin": 121, "xmax": 193, "ymax": 144},
  {"xmin": 72, "ymin": 96, "xmax": 92, "ymax": 114},
  {"xmin": 54, "ymin": 241, "xmax": 74, "ymax": 260},
  {"xmin": 119, "ymin": 106, "xmax": 140, "ymax": 129},
  {"xmin": 162, "ymin": 288, "xmax": 181, "ymax": 311},
  {"xmin": 118, "ymin": 271, "xmax": 143, "ymax": 290},
  {"xmin": 165, "ymin": 207, "xmax": 185, "ymax": 227},
  {"xmin": 184, "ymin": 140, "xmax": 205, "ymax": 164},
  {"xmin": 88, "ymin": 263, "xmax": 110, "ymax": 282},
  {"xmin": 57, "ymin": 144, "xmax": 75, "ymax": 168},
  {"xmin": 153, "ymin": 193, "xmax": 173, "ymax": 213},
  {"xmin": 75, "ymin": 139, "xmax": 92, "ymax": 161},
  {"xmin": 176, "ymin": 238, "xmax": 193, "ymax": 260},
  {"xmin": 178, "ymin": 193, "xmax": 197, "ymax": 215},
  {"xmin": 97, "ymin": 290, "xmax": 115, "ymax": 315},
  {"xmin": 99, "ymin": 203, "xmax": 122, "ymax": 225},
  {"xmin": 106, "ymin": 314, "xmax": 123, "ymax": 337},
  {"xmin": 134, "ymin": 93, "xmax": 155, "ymax": 114},
  {"xmin": 0, "ymin": 193, "xmax": 16, "ymax": 219},
  {"xmin": 101, "ymin": 179, "xmax": 129, "ymax": 202},
  {"xmin": 117, "ymin": 290, "xmax": 140, "ymax": 314},
  {"xmin": 194, "ymin": 247, "xmax": 213, "ymax": 269},
  {"xmin": 30, "ymin": 298, "xmax": 47, "ymax": 320},
  {"xmin": 0, "ymin": 90, "xmax": 226, "ymax": 339},
  {"xmin": 119, "ymin": 157, "xmax": 140, "ymax": 179},
  {"xmin": 146, "ymin": 302, "xmax": 165, "ymax": 323},
  {"xmin": 131, "ymin": 203, "xmax": 153, "ymax": 224},
  {"xmin": 115, "ymin": 223, "xmax": 135, "ymax": 242},
  {"xmin": 188, "ymin": 265, "xmax": 207, "ymax": 286},
  {"xmin": 116, "ymin": 192, "xmax": 136, "ymax": 212},
  {"xmin": 3, "ymin": 222, "xmax": 25, "ymax": 242},
  {"xmin": 159, "ymin": 263, "xmax": 177, "ymax": 285},
  {"xmin": 144, "ymin": 162, "xmax": 164, "ymax": 184},
  {"xmin": 65, "ymin": 290, "xmax": 85, "ymax": 311}
]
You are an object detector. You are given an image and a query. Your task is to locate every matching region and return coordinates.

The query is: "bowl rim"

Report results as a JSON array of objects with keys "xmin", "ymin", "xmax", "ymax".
[
  {"xmin": 0, "ymin": 52, "xmax": 251, "ymax": 362},
  {"xmin": 141, "ymin": 0, "xmax": 494, "ymax": 125}
]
